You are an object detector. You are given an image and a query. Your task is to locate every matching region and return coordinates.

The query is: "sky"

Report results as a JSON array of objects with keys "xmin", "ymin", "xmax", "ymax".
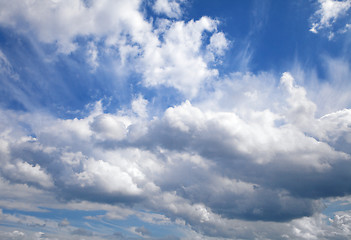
[{"xmin": 0, "ymin": 0, "xmax": 351, "ymax": 239}]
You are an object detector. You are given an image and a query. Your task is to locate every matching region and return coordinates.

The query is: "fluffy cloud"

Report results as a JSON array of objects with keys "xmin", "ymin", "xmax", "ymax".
[
  {"xmin": 4, "ymin": 161, "xmax": 54, "ymax": 188},
  {"xmin": 0, "ymin": 0, "xmax": 227, "ymax": 98},
  {"xmin": 330, "ymin": 213, "xmax": 351, "ymax": 234},
  {"xmin": 310, "ymin": 0, "xmax": 351, "ymax": 37},
  {"xmin": 153, "ymin": 0, "xmax": 183, "ymax": 19},
  {"xmin": 0, "ymin": 70, "xmax": 351, "ymax": 238},
  {"xmin": 138, "ymin": 16, "xmax": 223, "ymax": 97},
  {"xmin": 0, "ymin": 0, "xmax": 147, "ymax": 53}
]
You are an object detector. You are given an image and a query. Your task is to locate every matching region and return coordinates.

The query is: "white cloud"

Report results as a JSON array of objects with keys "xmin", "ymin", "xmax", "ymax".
[
  {"xmin": 90, "ymin": 114, "xmax": 127, "ymax": 141},
  {"xmin": 0, "ymin": 50, "xmax": 19, "ymax": 81},
  {"xmin": 0, "ymin": 0, "xmax": 148, "ymax": 53},
  {"xmin": 0, "ymin": 75, "xmax": 349, "ymax": 238},
  {"xmin": 280, "ymin": 72, "xmax": 317, "ymax": 131},
  {"xmin": 1, "ymin": 66, "xmax": 351, "ymax": 238},
  {"xmin": 0, "ymin": 209, "xmax": 47, "ymax": 228},
  {"xmin": 75, "ymin": 158, "xmax": 142, "ymax": 195},
  {"xmin": 310, "ymin": 0, "xmax": 351, "ymax": 36},
  {"xmin": 139, "ymin": 16, "xmax": 223, "ymax": 97},
  {"xmin": 4, "ymin": 161, "xmax": 54, "ymax": 188},
  {"xmin": 131, "ymin": 95, "xmax": 148, "ymax": 118},
  {"xmin": 330, "ymin": 213, "xmax": 351, "ymax": 233},
  {"xmin": 86, "ymin": 41, "xmax": 99, "ymax": 71},
  {"xmin": 317, "ymin": 109, "xmax": 351, "ymax": 145},
  {"xmin": 157, "ymin": 96, "xmax": 345, "ymax": 169},
  {"xmin": 153, "ymin": 0, "xmax": 183, "ymax": 19},
  {"xmin": 60, "ymin": 151, "xmax": 86, "ymax": 166},
  {"xmin": 207, "ymin": 32, "xmax": 229, "ymax": 59},
  {"xmin": 0, "ymin": 230, "xmax": 26, "ymax": 240},
  {"xmin": 0, "ymin": 0, "xmax": 229, "ymax": 98}
]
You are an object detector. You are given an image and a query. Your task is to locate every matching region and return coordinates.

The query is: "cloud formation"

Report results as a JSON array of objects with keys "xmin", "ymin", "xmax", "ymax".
[
  {"xmin": 310, "ymin": 0, "xmax": 351, "ymax": 38},
  {"xmin": 0, "ymin": 0, "xmax": 351, "ymax": 239},
  {"xmin": 0, "ymin": 0, "xmax": 226, "ymax": 98},
  {"xmin": 1, "ymin": 71, "xmax": 351, "ymax": 238}
]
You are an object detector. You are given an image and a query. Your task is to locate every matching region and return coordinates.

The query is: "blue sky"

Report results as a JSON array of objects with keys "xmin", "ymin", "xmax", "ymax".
[{"xmin": 1, "ymin": 0, "xmax": 351, "ymax": 239}]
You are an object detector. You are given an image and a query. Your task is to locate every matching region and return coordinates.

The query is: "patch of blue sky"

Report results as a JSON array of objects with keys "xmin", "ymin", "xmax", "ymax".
[
  {"xmin": 2, "ymin": 208, "xmax": 105, "ymax": 223},
  {"xmin": 323, "ymin": 200, "xmax": 351, "ymax": 220},
  {"xmin": 1, "ymin": 207, "xmax": 183, "ymax": 238}
]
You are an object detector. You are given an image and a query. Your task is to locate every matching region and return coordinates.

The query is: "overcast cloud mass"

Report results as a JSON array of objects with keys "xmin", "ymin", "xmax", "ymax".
[{"xmin": 0, "ymin": 0, "xmax": 351, "ymax": 239}]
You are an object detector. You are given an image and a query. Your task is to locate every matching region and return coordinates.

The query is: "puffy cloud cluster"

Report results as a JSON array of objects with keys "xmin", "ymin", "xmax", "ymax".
[
  {"xmin": 139, "ymin": 16, "xmax": 222, "ymax": 97},
  {"xmin": 0, "ymin": 71, "xmax": 351, "ymax": 238},
  {"xmin": 0, "ymin": 0, "xmax": 227, "ymax": 98},
  {"xmin": 0, "ymin": 0, "xmax": 147, "ymax": 53}
]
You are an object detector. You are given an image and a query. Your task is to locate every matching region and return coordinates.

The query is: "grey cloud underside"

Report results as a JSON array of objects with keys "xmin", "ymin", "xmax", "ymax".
[
  {"xmin": 131, "ymin": 114, "xmax": 351, "ymax": 221},
  {"xmin": 1, "ymin": 92, "xmax": 350, "ymax": 225}
]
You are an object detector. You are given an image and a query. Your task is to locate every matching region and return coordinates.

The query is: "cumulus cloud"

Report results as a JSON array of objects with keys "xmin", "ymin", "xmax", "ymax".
[
  {"xmin": 0, "ymin": 69, "xmax": 351, "ymax": 238},
  {"xmin": 206, "ymin": 32, "xmax": 229, "ymax": 61},
  {"xmin": 139, "ymin": 16, "xmax": 223, "ymax": 97},
  {"xmin": 280, "ymin": 72, "xmax": 317, "ymax": 130},
  {"xmin": 330, "ymin": 213, "xmax": 351, "ymax": 233},
  {"xmin": 90, "ymin": 114, "xmax": 127, "ymax": 141},
  {"xmin": 0, "ymin": 0, "xmax": 227, "ymax": 98}
]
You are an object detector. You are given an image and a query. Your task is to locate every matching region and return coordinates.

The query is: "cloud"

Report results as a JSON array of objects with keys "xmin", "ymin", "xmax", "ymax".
[
  {"xmin": 1, "ymin": 68, "xmax": 351, "ymax": 238},
  {"xmin": 4, "ymin": 161, "xmax": 54, "ymax": 188},
  {"xmin": 71, "ymin": 228, "xmax": 93, "ymax": 236},
  {"xmin": 138, "ymin": 16, "xmax": 224, "ymax": 97},
  {"xmin": 330, "ymin": 213, "xmax": 351, "ymax": 234},
  {"xmin": 75, "ymin": 158, "xmax": 142, "ymax": 196},
  {"xmin": 131, "ymin": 95, "xmax": 148, "ymax": 119},
  {"xmin": 0, "ymin": 0, "xmax": 228, "ymax": 99},
  {"xmin": 206, "ymin": 32, "xmax": 229, "ymax": 59},
  {"xmin": 90, "ymin": 114, "xmax": 127, "ymax": 141},
  {"xmin": 0, "ymin": 230, "xmax": 25, "ymax": 240},
  {"xmin": 0, "ymin": 1, "xmax": 351, "ymax": 239},
  {"xmin": 1, "ymin": 73, "xmax": 351, "ymax": 237},
  {"xmin": 310, "ymin": 0, "xmax": 351, "ymax": 37},
  {"xmin": 0, "ymin": 209, "xmax": 47, "ymax": 228},
  {"xmin": 59, "ymin": 218, "xmax": 70, "ymax": 227},
  {"xmin": 153, "ymin": 0, "xmax": 183, "ymax": 19},
  {"xmin": 0, "ymin": 0, "xmax": 148, "ymax": 54},
  {"xmin": 1, "ymin": 29, "xmax": 351, "ymax": 234},
  {"xmin": 86, "ymin": 42, "xmax": 99, "ymax": 72},
  {"xmin": 134, "ymin": 225, "xmax": 151, "ymax": 236},
  {"xmin": 280, "ymin": 72, "xmax": 321, "ymax": 135},
  {"xmin": 0, "ymin": 50, "xmax": 19, "ymax": 80}
]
